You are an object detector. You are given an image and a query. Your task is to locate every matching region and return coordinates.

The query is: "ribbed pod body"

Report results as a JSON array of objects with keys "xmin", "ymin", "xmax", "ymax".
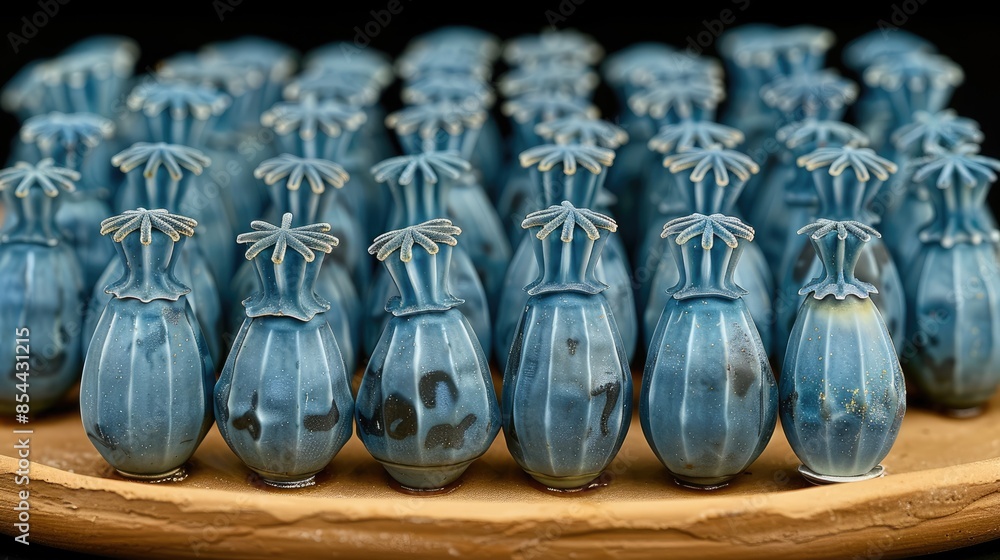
[
  {"xmin": 780, "ymin": 295, "xmax": 906, "ymax": 477},
  {"xmin": 81, "ymin": 296, "xmax": 214, "ymax": 477},
  {"xmin": 903, "ymin": 243, "xmax": 1000, "ymax": 411},
  {"xmin": 0, "ymin": 243, "xmax": 83, "ymax": 413},
  {"xmin": 641, "ymin": 297, "xmax": 776, "ymax": 487},
  {"xmin": 503, "ymin": 291, "xmax": 632, "ymax": 489},
  {"xmin": 495, "ymin": 234, "xmax": 637, "ymax": 367},
  {"xmin": 357, "ymin": 308, "xmax": 500, "ymax": 489},
  {"xmin": 215, "ymin": 314, "xmax": 353, "ymax": 484}
]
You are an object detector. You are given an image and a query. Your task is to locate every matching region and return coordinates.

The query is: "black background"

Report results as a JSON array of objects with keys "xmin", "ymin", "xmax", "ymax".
[{"xmin": 1, "ymin": 1, "xmax": 999, "ymax": 558}]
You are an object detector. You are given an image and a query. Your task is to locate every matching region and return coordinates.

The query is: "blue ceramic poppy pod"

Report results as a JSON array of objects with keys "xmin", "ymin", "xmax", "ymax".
[
  {"xmin": 498, "ymin": 63, "xmax": 599, "ymax": 99},
  {"xmin": 87, "ymin": 143, "xmax": 223, "ymax": 367},
  {"xmin": 497, "ymin": 94, "xmax": 598, "ymax": 232},
  {"xmin": 881, "ymin": 111, "xmax": 984, "ymax": 272},
  {"xmin": 81, "ymin": 209, "xmax": 214, "ymax": 481},
  {"xmin": 503, "ymin": 29, "xmax": 603, "ymax": 68},
  {"xmin": 0, "ymin": 160, "xmax": 84, "ymax": 414},
  {"xmin": 642, "ymin": 214, "xmax": 776, "ymax": 489},
  {"xmin": 156, "ymin": 51, "xmax": 272, "ymax": 135},
  {"xmin": 862, "ymin": 51, "xmax": 963, "ymax": 151},
  {"xmin": 780, "ymin": 219, "xmax": 906, "ymax": 484},
  {"xmin": 387, "ymin": 101, "xmax": 486, "ymax": 157},
  {"xmin": 747, "ymin": 73, "xmax": 859, "ymax": 234},
  {"xmin": 495, "ymin": 144, "xmax": 637, "ymax": 369},
  {"xmin": 254, "ymin": 154, "xmax": 366, "ymax": 291},
  {"xmin": 531, "ymin": 132, "xmax": 637, "ymax": 360},
  {"xmin": 759, "ymin": 70, "xmax": 858, "ymax": 123},
  {"xmin": 357, "ymin": 219, "xmax": 500, "ymax": 491},
  {"xmin": 32, "ymin": 36, "xmax": 139, "ymax": 118},
  {"xmin": 365, "ymin": 152, "xmax": 491, "ymax": 357},
  {"xmin": 18, "ymin": 112, "xmax": 117, "ymax": 291},
  {"xmin": 760, "ymin": 120, "xmax": 869, "ymax": 266},
  {"xmin": 401, "ymin": 75, "xmax": 502, "ymax": 187},
  {"xmin": 627, "ymin": 74, "xmax": 725, "ymax": 129},
  {"xmin": 262, "ymin": 97, "xmax": 368, "ymax": 163},
  {"xmin": 775, "ymin": 146, "xmax": 904, "ymax": 365},
  {"xmin": 502, "ymin": 202, "xmax": 632, "ymax": 490},
  {"xmin": 643, "ymin": 146, "xmax": 773, "ymax": 357},
  {"xmin": 296, "ymin": 45, "xmax": 393, "ymax": 103},
  {"xmin": 639, "ymin": 142, "xmax": 758, "ymax": 263},
  {"xmin": 718, "ymin": 25, "xmax": 835, "ymax": 142},
  {"xmin": 386, "ymin": 102, "xmax": 511, "ymax": 309},
  {"xmin": 227, "ymin": 155, "xmax": 360, "ymax": 373},
  {"xmin": 599, "ymin": 45, "xmax": 691, "ymax": 211},
  {"xmin": 290, "ymin": 45, "xmax": 395, "ymax": 173},
  {"xmin": 644, "ymin": 120, "xmax": 744, "ymax": 214},
  {"xmin": 125, "ymin": 85, "xmax": 238, "ymax": 279},
  {"xmin": 126, "ymin": 81, "xmax": 231, "ymax": 148},
  {"xmin": 215, "ymin": 213, "xmax": 353, "ymax": 488},
  {"xmin": 200, "ymin": 36, "xmax": 298, "ymax": 122},
  {"xmin": 902, "ymin": 145, "xmax": 1000, "ymax": 414},
  {"xmin": 842, "ymin": 30, "xmax": 936, "ymax": 150},
  {"xmin": 261, "ymin": 97, "xmax": 375, "ymax": 237}
]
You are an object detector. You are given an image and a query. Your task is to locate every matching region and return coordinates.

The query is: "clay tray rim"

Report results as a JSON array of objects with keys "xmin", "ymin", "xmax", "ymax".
[{"xmin": 4, "ymin": 454, "xmax": 1000, "ymax": 526}]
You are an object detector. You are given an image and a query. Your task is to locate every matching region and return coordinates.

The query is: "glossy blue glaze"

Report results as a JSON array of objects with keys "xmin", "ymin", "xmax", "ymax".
[
  {"xmin": 780, "ymin": 219, "xmax": 906, "ymax": 480},
  {"xmin": 228, "ymin": 155, "xmax": 360, "ymax": 373},
  {"xmin": 357, "ymin": 220, "xmax": 500, "ymax": 490},
  {"xmin": 88, "ymin": 143, "xmax": 223, "ymax": 366},
  {"xmin": 81, "ymin": 209, "xmax": 214, "ymax": 479},
  {"xmin": 642, "ymin": 214, "xmax": 776, "ymax": 488},
  {"xmin": 216, "ymin": 214, "xmax": 353, "ymax": 487},
  {"xmin": 495, "ymin": 144, "xmax": 637, "ymax": 367},
  {"xmin": 364, "ymin": 152, "xmax": 491, "ymax": 358},
  {"xmin": 642, "ymin": 146, "xmax": 773, "ymax": 356},
  {"xmin": 0, "ymin": 161, "xmax": 84, "ymax": 414},
  {"xmin": 901, "ymin": 145, "xmax": 1000, "ymax": 413},
  {"xmin": 774, "ymin": 146, "xmax": 905, "ymax": 366},
  {"xmin": 124, "ymin": 81, "xmax": 255, "ymax": 237},
  {"xmin": 503, "ymin": 203, "xmax": 632, "ymax": 489},
  {"xmin": 19, "ymin": 112, "xmax": 117, "ymax": 291}
]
